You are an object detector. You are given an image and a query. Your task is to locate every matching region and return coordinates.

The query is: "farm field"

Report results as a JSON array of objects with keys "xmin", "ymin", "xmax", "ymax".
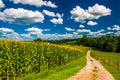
[
  {"xmin": 17, "ymin": 55, "xmax": 86, "ymax": 80},
  {"xmin": 91, "ymin": 50, "xmax": 120, "ymax": 80},
  {"xmin": 0, "ymin": 39, "xmax": 87, "ymax": 80}
]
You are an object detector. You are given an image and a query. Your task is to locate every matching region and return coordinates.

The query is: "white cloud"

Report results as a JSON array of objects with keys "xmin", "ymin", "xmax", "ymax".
[
  {"xmin": 87, "ymin": 4, "xmax": 111, "ymax": 16},
  {"xmin": 50, "ymin": 17, "xmax": 63, "ymax": 24},
  {"xmin": 22, "ymin": 27, "xmax": 51, "ymax": 39},
  {"xmin": 43, "ymin": 10, "xmax": 63, "ymax": 18},
  {"xmin": 21, "ymin": 33, "xmax": 31, "ymax": 38},
  {"xmin": 39, "ymin": 33, "xmax": 73, "ymax": 40},
  {"xmin": 0, "ymin": 27, "xmax": 14, "ymax": 33},
  {"xmin": 73, "ymin": 32, "xmax": 78, "ymax": 35},
  {"xmin": 11, "ymin": 0, "xmax": 57, "ymax": 8},
  {"xmin": 112, "ymin": 25, "xmax": 120, "ymax": 31},
  {"xmin": 0, "ymin": 0, "xmax": 5, "ymax": 8},
  {"xmin": 42, "ymin": 10, "xmax": 64, "ymax": 24},
  {"xmin": 115, "ymin": 31, "xmax": 120, "ymax": 36},
  {"xmin": 79, "ymin": 25, "xmax": 85, "ymax": 28},
  {"xmin": 107, "ymin": 27, "xmax": 111, "ymax": 30},
  {"xmin": 88, "ymin": 29, "xmax": 105, "ymax": 37},
  {"xmin": 2, "ymin": 32, "xmax": 21, "ymax": 40},
  {"xmin": 65, "ymin": 27, "xmax": 75, "ymax": 31},
  {"xmin": 25, "ymin": 27, "xmax": 43, "ymax": 35},
  {"xmin": 106, "ymin": 32, "xmax": 114, "ymax": 34},
  {"xmin": 70, "ymin": 4, "xmax": 111, "ymax": 22},
  {"xmin": 87, "ymin": 21, "xmax": 98, "ymax": 26},
  {"xmin": 56, "ymin": 13, "xmax": 64, "ymax": 18},
  {"xmin": 76, "ymin": 29, "xmax": 91, "ymax": 33},
  {"xmin": 0, "ymin": 8, "xmax": 44, "ymax": 25},
  {"xmin": 20, "ymin": 27, "xmax": 83, "ymax": 40},
  {"xmin": 43, "ymin": 10, "xmax": 56, "ymax": 17},
  {"xmin": 0, "ymin": 27, "xmax": 22, "ymax": 40}
]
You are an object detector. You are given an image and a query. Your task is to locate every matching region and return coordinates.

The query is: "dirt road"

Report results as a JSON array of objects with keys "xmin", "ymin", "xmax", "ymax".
[{"xmin": 67, "ymin": 50, "xmax": 115, "ymax": 80}]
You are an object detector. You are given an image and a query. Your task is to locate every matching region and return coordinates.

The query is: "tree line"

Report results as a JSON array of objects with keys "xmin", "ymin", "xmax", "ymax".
[
  {"xmin": 33, "ymin": 35, "xmax": 120, "ymax": 52},
  {"xmin": 77, "ymin": 35, "xmax": 120, "ymax": 52}
]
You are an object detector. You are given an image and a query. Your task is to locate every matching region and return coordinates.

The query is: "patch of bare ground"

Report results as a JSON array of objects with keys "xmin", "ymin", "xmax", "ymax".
[{"xmin": 67, "ymin": 50, "xmax": 115, "ymax": 80}]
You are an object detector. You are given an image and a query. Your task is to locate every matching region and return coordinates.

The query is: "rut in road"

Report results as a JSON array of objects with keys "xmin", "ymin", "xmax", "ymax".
[{"xmin": 67, "ymin": 50, "xmax": 115, "ymax": 80}]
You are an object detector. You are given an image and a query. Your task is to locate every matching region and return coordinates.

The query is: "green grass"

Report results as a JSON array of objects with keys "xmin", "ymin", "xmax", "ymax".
[
  {"xmin": 17, "ymin": 56, "xmax": 86, "ymax": 80},
  {"xmin": 91, "ymin": 50, "xmax": 120, "ymax": 80},
  {"xmin": 102, "ymin": 62, "xmax": 120, "ymax": 80}
]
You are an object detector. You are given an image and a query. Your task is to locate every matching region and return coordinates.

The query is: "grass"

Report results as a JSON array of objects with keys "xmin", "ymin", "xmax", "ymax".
[
  {"xmin": 91, "ymin": 50, "xmax": 120, "ymax": 80},
  {"xmin": 102, "ymin": 62, "xmax": 120, "ymax": 80},
  {"xmin": 17, "ymin": 56, "xmax": 86, "ymax": 80}
]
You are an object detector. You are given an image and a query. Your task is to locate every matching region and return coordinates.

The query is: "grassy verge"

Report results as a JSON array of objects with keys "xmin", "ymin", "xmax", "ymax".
[
  {"xmin": 91, "ymin": 50, "xmax": 120, "ymax": 80},
  {"xmin": 101, "ymin": 62, "xmax": 120, "ymax": 80},
  {"xmin": 17, "ymin": 56, "xmax": 86, "ymax": 80}
]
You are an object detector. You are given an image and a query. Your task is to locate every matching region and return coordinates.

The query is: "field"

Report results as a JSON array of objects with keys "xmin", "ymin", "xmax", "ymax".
[
  {"xmin": 0, "ymin": 39, "xmax": 87, "ymax": 80},
  {"xmin": 91, "ymin": 50, "xmax": 120, "ymax": 80},
  {"xmin": 1, "ymin": 39, "xmax": 120, "ymax": 80}
]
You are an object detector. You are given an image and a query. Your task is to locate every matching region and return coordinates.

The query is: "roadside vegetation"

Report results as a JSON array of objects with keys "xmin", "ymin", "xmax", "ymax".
[
  {"xmin": 17, "ymin": 56, "xmax": 86, "ymax": 80},
  {"xmin": 91, "ymin": 50, "xmax": 120, "ymax": 80}
]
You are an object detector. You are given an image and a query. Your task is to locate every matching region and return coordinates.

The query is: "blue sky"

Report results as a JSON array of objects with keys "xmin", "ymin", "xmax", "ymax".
[{"xmin": 0, "ymin": 0, "xmax": 120, "ymax": 40}]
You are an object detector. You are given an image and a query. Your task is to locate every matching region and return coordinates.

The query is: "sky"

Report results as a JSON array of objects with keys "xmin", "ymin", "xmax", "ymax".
[{"xmin": 0, "ymin": 0, "xmax": 120, "ymax": 40}]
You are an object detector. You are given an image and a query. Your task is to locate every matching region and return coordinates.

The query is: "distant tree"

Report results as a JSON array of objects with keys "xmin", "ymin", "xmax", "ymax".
[
  {"xmin": 34, "ymin": 38, "xmax": 42, "ymax": 42},
  {"xmin": 116, "ymin": 36, "xmax": 120, "ymax": 52}
]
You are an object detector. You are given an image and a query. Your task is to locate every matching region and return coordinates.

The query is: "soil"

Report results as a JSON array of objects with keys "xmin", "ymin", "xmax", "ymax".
[{"xmin": 67, "ymin": 50, "xmax": 115, "ymax": 80}]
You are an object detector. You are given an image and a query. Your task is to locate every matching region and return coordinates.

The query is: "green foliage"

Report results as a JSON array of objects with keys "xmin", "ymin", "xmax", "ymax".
[
  {"xmin": 0, "ymin": 39, "xmax": 84, "ymax": 80},
  {"xmin": 17, "ymin": 56, "xmax": 86, "ymax": 80},
  {"xmin": 77, "ymin": 35, "xmax": 120, "ymax": 52},
  {"xmin": 102, "ymin": 63, "xmax": 120, "ymax": 80},
  {"xmin": 91, "ymin": 50, "xmax": 120, "ymax": 80}
]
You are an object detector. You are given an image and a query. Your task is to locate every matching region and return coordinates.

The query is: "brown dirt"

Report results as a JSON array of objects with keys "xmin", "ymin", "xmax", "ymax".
[{"xmin": 67, "ymin": 50, "xmax": 115, "ymax": 80}]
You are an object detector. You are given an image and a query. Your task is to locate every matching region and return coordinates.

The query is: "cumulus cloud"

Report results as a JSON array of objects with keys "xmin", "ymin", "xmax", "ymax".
[
  {"xmin": 115, "ymin": 31, "xmax": 120, "ymax": 36},
  {"xmin": 73, "ymin": 32, "xmax": 78, "ymax": 35},
  {"xmin": 21, "ymin": 27, "xmax": 43, "ymax": 39},
  {"xmin": 0, "ymin": 27, "xmax": 22, "ymax": 40},
  {"xmin": 56, "ymin": 13, "xmax": 64, "ymax": 18},
  {"xmin": 0, "ymin": 0, "xmax": 5, "ymax": 8},
  {"xmin": 106, "ymin": 32, "xmax": 114, "ymax": 34},
  {"xmin": 70, "ymin": 4, "xmax": 111, "ymax": 22},
  {"xmin": 43, "ymin": 10, "xmax": 56, "ymax": 17},
  {"xmin": 87, "ymin": 4, "xmax": 111, "ymax": 16},
  {"xmin": 42, "ymin": 10, "xmax": 64, "ymax": 24},
  {"xmin": 50, "ymin": 17, "xmax": 63, "ymax": 24},
  {"xmin": 43, "ymin": 10, "xmax": 63, "ymax": 18},
  {"xmin": 76, "ymin": 29, "xmax": 91, "ymax": 33},
  {"xmin": 11, "ymin": 0, "xmax": 57, "ymax": 8},
  {"xmin": 25, "ymin": 27, "xmax": 43, "ymax": 35},
  {"xmin": 20, "ymin": 33, "xmax": 31, "ymax": 38},
  {"xmin": 0, "ymin": 27, "xmax": 14, "ymax": 33},
  {"xmin": 79, "ymin": 25, "xmax": 85, "ymax": 28},
  {"xmin": 2, "ymin": 32, "xmax": 21, "ymax": 40},
  {"xmin": 107, "ymin": 27, "xmax": 111, "ymax": 30},
  {"xmin": 87, "ymin": 21, "xmax": 98, "ymax": 26},
  {"xmin": 39, "ymin": 33, "xmax": 78, "ymax": 40},
  {"xmin": 20, "ymin": 27, "xmax": 82, "ymax": 40},
  {"xmin": 0, "ymin": 8, "xmax": 44, "ymax": 25},
  {"xmin": 65, "ymin": 27, "xmax": 75, "ymax": 31},
  {"xmin": 112, "ymin": 25, "xmax": 120, "ymax": 31},
  {"xmin": 88, "ymin": 29, "xmax": 105, "ymax": 37}
]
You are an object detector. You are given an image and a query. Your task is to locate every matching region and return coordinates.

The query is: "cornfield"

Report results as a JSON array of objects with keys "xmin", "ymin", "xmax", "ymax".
[{"xmin": 0, "ymin": 39, "xmax": 84, "ymax": 80}]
